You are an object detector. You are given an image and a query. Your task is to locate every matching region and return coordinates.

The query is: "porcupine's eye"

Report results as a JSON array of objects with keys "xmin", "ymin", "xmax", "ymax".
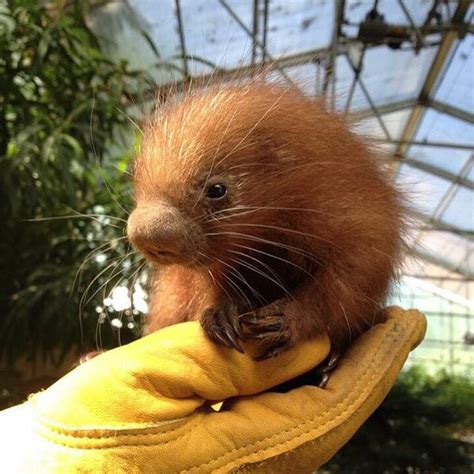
[{"xmin": 206, "ymin": 183, "xmax": 227, "ymax": 200}]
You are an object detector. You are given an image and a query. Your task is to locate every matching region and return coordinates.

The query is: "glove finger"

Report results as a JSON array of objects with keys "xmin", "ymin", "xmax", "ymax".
[{"xmin": 182, "ymin": 307, "xmax": 426, "ymax": 473}]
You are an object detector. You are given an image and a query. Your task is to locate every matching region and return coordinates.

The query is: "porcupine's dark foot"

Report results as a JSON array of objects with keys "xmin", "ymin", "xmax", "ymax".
[
  {"xmin": 201, "ymin": 302, "xmax": 245, "ymax": 353},
  {"xmin": 318, "ymin": 351, "xmax": 340, "ymax": 388},
  {"xmin": 239, "ymin": 306, "xmax": 293, "ymax": 361}
]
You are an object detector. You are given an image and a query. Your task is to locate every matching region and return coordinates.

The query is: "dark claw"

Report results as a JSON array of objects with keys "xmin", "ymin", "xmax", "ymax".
[
  {"xmin": 211, "ymin": 325, "xmax": 235, "ymax": 349},
  {"xmin": 201, "ymin": 304, "xmax": 245, "ymax": 353},
  {"xmin": 318, "ymin": 351, "xmax": 341, "ymax": 388},
  {"xmin": 227, "ymin": 305, "xmax": 245, "ymax": 342},
  {"xmin": 222, "ymin": 324, "xmax": 244, "ymax": 353},
  {"xmin": 319, "ymin": 372, "xmax": 330, "ymax": 389},
  {"xmin": 325, "ymin": 352, "xmax": 340, "ymax": 370}
]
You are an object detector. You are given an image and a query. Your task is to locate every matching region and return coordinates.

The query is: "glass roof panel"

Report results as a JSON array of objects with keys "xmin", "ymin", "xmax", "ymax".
[
  {"xmin": 415, "ymin": 230, "xmax": 473, "ymax": 277},
  {"xmin": 346, "ymin": 82, "xmax": 371, "ymax": 111},
  {"xmin": 439, "ymin": 186, "xmax": 474, "ymax": 230},
  {"xmin": 281, "ymin": 63, "xmax": 321, "ymax": 96},
  {"xmin": 93, "ymin": 1, "xmax": 184, "ymax": 83},
  {"xmin": 356, "ymin": 45, "xmax": 437, "ymax": 106},
  {"xmin": 407, "ymin": 145, "xmax": 471, "ymax": 175},
  {"xmin": 334, "ymin": 54, "xmax": 358, "ymax": 110},
  {"xmin": 96, "ymin": 0, "xmax": 472, "ymax": 282},
  {"xmin": 396, "ymin": 164, "xmax": 453, "ymax": 215},
  {"xmin": 433, "ymin": 35, "xmax": 474, "ymax": 114},
  {"xmin": 267, "ymin": 0, "xmax": 334, "ymax": 57},
  {"xmin": 351, "ymin": 116, "xmax": 386, "ymax": 144},
  {"xmin": 180, "ymin": 0, "xmax": 254, "ymax": 74},
  {"xmin": 414, "ymin": 108, "xmax": 474, "ymax": 147},
  {"xmin": 353, "ymin": 108, "xmax": 413, "ymax": 154}
]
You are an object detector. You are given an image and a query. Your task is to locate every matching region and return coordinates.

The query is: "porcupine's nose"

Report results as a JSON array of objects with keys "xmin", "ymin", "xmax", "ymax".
[{"xmin": 127, "ymin": 204, "xmax": 193, "ymax": 264}]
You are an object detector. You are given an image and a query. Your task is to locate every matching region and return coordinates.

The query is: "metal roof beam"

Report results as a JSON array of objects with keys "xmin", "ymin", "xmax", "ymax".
[
  {"xmin": 350, "ymin": 98, "xmax": 418, "ymax": 120},
  {"xmin": 345, "ymin": 53, "xmax": 392, "ymax": 140},
  {"xmin": 323, "ymin": 0, "xmax": 345, "ymax": 111},
  {"xmin": 400, "ymin": 157, "xmax": 474, "ymax": 190},
  {"xmin": 429, "ymin": 99, "xmax": 474, "ymax": 124},
  {"xmin": 166, "ymin": 45, "xmax": 352, "ymax": 92},
  {"xmin": 350, "ymin": 98, "xmax": 474, "ymax": 126},
  {"xmin": 411, "ymin": 210, "xmax": 474, "ymax": 240},
  {"xmin": 174, "ymin": 0, "xmax": 188, "ymax": 78},
  {"xmin": 395, "ymin": 0, "xmax": 471, "ymax": 157},
  {"xmin": 217, "ymin": 0, "xmax": 299, "ymax": 89},
  {"xmin": 412, "ymin": 249, "xmax": 474, "ymax": 279},
  {"xmin": 251, "ymin": 0, "xmax": 259, "ymax": 66},
  {"xmin": 372, "ymin": 138, "xmax": 474, "ymax": 151},
  {"xmin": 404, "ymin": 274, "xmax": 471, "ymax": 282}
]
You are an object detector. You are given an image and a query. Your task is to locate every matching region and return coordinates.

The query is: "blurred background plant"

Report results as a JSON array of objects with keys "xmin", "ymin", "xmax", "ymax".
[
  {"xmin": 325, "ymin": 366, "xmax": 474, "ymax": 473},
  {"xmin": 0, "ymin": 0, "xmax": 154, "ymax": 367},
  {"xmin": 0, "ymin": 1, "xmax": 472, "ymax": 471}
]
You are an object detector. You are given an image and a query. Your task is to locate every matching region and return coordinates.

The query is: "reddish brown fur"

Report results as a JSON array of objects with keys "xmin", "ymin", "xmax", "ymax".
[{"xmin": 127, "ymin": 82, "xmax": 404, "ymax": 356}]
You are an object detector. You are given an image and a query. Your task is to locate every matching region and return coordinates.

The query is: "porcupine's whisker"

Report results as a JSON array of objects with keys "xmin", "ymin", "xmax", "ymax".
[
  {"xmin": 211, "ymin": 204, "xmax": 400, "ymax": 265},
  {"xmin": 96, "ymin": 263, "xmax": 131, "ymax": 350},
  {"xmin": 97, "ymin": 257, "xmax": 146, "ymax": 349},
  {"xmin": 26, "ymin": 213, "xmax": 127, "ymax": 223},
  {"xmin": 339, "ymin": 302, "xmax": 352, "ymax": 346},
  {"xmin": 219, "ymin": 222, "xmax": 343, "ymax": 251},
  {"xmin": 90, "ymin": 254, "xmax": 138, "ymax": 335},
  {"xmin": 115, "ymin": 106, "xmax": 144, "ymax": 137},
  {"xmin": 209, "ymin": 205, "xmax": 342, "ymax": 223},
  {"xmin": 227, "ymin": 253, "xmax": 296, "ymax": 304},
  {"xmin": 79, "ymin": 253, "xmax": 129, "ymax": 341},
  {"xmin": 228, "ymin": 254, "xmax": 288, "ymax": 295},
  {"xmin": 72, "ymin": 237, "xmax": 130, "ymax": 296},
  {"xmin": 81, "ymin": 251, "xmax": 136, "ymax": 312},
  {"xmin": 228, "ymin": 250, "xmax": 289, "ymax": 292},
  {"xmin": 89, "ymin": 97, "xmax": 130, "ymax": 217},
  {"xmin": 206, "ymin": 231, "xmax": 320, "ymax": 263},
  {"xmin": 222, "ymin": 273, "xmax": 254, "ymax": 311},
  {"xmin": 72, "ymin": 240, "xmax": 123, "ymax": 297},
  {"xmin": 26, "ymin": 213, "xmax": 127, "ymax": 228},
  {"xmin": 198, "ymin": 250, "xmax": 232, "ymax": 301},
  {"xmin": 231, "ymin": 241, "xmax": 381, "ymax": 320},
  {"xmin": 227, "ymin": 163, "xmax": 283, "ymax": 170},
  {"xmin": 79, "ymin": 250, "xmax": 135, "ymax": 310},
  {"xmin": 127, "ymin": 260, "xmax": 148, "ymax": 320},
  {"xmin": 76, "ymin": 246, "xmax": 130, "ymax": 346},
  {"xmin": 213, "ymin": 256, "xmax": 263, "ymax": 308},
  {"xmin": 61, "ymin": 236, "xmax": 120, "ymax": 243},
  {"xmin": 231, "ymin": 243, "xmax": 316, "ymax": 280},
  {"xmin": 214, "ymin": 257, "xmax": 267, "ymax": 308},
  {"xmin": 106, "ymin": 258, "xmax": 148, "ymax": 343}
]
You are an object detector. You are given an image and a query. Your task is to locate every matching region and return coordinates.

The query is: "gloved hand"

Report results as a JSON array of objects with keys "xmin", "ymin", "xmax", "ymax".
[{"xmin": 0, "ymin": 306, "xmax": 426, "ymax": 473}]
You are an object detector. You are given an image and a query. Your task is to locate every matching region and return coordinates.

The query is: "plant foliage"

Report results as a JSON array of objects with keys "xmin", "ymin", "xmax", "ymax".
[
  {"xmin": 325, "ymin": 366, "xmax": 474, "ymax": 473},
  {"xmin": 0, "ymin": 0, "xmax": 152, "ymax": 363}
]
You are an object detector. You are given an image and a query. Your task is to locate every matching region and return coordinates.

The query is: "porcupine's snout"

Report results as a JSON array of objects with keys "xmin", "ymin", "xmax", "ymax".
[{"xmin": 127, "ymin": 203, "xmax": 203, "ymax": 265}]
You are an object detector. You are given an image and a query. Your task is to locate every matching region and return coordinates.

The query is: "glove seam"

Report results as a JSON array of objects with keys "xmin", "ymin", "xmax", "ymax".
[
  {"xmin": 26, "ymin": 308, "xmax": 420, "ymax": 472},
  {"xmin": 32, "ymin": 411, "xmax": 203, "ymax": 445},
  {"xmin": 185, "ymin": 310, "xmax": 419, "ymax": 473},
  {"xmin": 33, "ymin": 312, "xmax": 412, "ymax": 454},
  {"xmin": 33, "ymin": 414, "xmax": 193, "ymax": 436}
]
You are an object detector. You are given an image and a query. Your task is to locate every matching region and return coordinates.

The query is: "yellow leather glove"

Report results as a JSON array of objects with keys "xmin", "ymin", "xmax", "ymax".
[{"xmin": 0, "ymin": 307, "xmax": 426, "ymax": 473}]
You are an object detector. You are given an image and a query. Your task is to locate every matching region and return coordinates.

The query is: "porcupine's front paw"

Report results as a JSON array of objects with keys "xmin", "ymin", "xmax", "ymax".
[
  {"xmin": 239, "ymin": 305, "xmax": 293, "ymax": 361},
  {"xmin": 201, "ymin": 302, "xmax": 245, "ymax": 353}
]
